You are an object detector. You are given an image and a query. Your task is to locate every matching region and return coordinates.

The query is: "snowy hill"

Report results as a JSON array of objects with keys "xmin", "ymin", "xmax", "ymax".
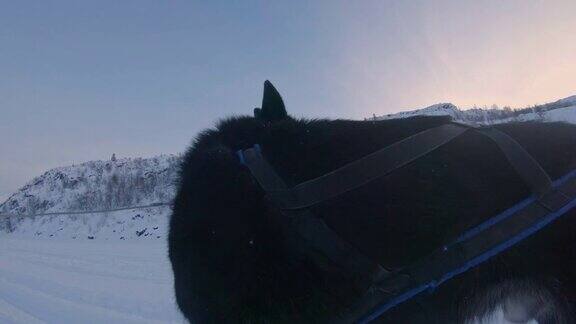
[
  {"xmin": 553, "ymin": 94, "xmax": 576, "ymax": 106},
  {"xmin": 374, "ymin": 95, "xmax": 576, "ymax": 125},
  {"xmin": 0, "ymin": 155, "xmax": 181, "ymax": 239},
  {"xmin": 1, "ymin": 155, "xmax": 180, "ymax": 215}
]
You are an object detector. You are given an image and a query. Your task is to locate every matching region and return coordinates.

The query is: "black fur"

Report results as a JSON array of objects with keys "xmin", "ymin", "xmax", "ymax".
[{"xmin": 169, "ymin": 83, "xmax": 576, "ymax": 323}]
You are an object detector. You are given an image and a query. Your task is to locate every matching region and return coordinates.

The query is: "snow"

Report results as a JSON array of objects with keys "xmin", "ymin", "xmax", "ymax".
[
  {"xmin": 0, "ymin": 237, "xmax": 537, "ymax": 324},
  {"xmin": 0, "ymin": 156, "xmax": 182, "ymax": 322},
  {"xmin": 0, "ymin": 237, "xmax": 186, "ymax": 324},
  {"xmin": 0, "ymin": 154, "xmax": 180, "ymax": 239},
  {"xmin": 466, "ymin": 307, "xmax": 538, "ymax": 324},
  {"xmin": 373, "ymin": 95, "xmax": 576, "ymax": 126},
  {"xmin": 0, "ymin": 236, "xmax": 540, "ymax": 324},
  {"xmin": 0, "ymin": 155, "xmax": 181, "ymax": 216},
  {"xmin": 553, "ymin": 94, "xmax": 576, "ymax": 106},
  {"xmin": 543, "ymin": 105, "xmax": 576, "ymax": 124},
  {"xmin": 373, "ymin": 103, "xmax": 513, "ymax": 125},
  {"xmin": 2, "ymin": 205, "xmax": 171, "ymax": 240}
]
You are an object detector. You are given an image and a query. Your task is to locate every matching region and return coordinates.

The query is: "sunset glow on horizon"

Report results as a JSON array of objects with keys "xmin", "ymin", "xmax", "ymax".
[{"xmin": 330, "ymin": 1, "xmax": 576, "ymax": 116}]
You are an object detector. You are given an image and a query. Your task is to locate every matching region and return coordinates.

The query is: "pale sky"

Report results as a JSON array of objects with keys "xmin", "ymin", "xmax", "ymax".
[{"xmin": 1, "ymin": 0, "xmax": 576, "ymax": 199}]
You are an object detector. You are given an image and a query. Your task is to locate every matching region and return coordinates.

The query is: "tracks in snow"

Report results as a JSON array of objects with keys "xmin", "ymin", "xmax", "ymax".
[{"xmin": 0, "ymin": 237, "xmax": 185, "ymax": 324}]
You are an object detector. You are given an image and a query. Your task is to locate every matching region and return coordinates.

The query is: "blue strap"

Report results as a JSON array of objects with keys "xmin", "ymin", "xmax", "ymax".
[
  {"xmin": 359, "ymin": 170, "xmax": 576, "ymax": 323},
  {"xmin": 452, "ymin": 169, "xmax": 576, "ymax": 245},
  {"xmin": 237, "ymin": 144, "xmax": 262, "ymax": 166},
  {"xmin": 236, "ymin": 150, "xmax": 246, "ymax": 166}
]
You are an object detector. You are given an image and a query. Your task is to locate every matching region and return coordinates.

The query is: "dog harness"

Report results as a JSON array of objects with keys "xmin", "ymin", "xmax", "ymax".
[{"xmin": 236, "ymin": 122, "xmax": 576, "ymax": 323}]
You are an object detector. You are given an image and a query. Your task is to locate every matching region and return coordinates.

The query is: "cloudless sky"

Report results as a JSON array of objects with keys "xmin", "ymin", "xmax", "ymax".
[{"xmin": 1, "ymin": 0, "xmax": 576, "ymax": 199}]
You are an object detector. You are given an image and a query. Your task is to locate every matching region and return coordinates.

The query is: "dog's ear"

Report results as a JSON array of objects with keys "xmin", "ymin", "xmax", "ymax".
[{"xmin": 254, "ymin": 80, "xmax": 288, "ymax": 121}]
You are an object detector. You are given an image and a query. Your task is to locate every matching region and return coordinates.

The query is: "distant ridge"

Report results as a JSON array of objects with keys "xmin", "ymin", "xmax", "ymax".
[
  {"xmin": 0, "ymin": 154, "xmax": 180, "ymax": 216},
  {"xmin": 0, "ymin": 154, "xmax": 181, "ymax": 239},
  {"xmin": 371, "ymin": 95, "xmax": 576, "ymax": 125}
]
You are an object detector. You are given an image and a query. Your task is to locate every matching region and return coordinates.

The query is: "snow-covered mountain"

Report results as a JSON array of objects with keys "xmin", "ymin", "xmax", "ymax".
[
  {"xmin": 1, "ymin": 155, "xmax": 180, "ymax": 215},
  {"xmin": 374, "ymin": 95, "xmax": 576, "ymax": 125},
  {"xmin": 0, "ymin": 155, "xmax": 181, "ymax": 239}
]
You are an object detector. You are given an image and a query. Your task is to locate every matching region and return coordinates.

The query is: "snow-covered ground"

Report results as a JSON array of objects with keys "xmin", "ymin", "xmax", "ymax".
[
  {"xmin": 0, "ymin": 236, "xmax": 536, "ymax": 324},
  {"xmin": 0, "ymin": 237, "xmax": 186, "ymax": 324}
]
